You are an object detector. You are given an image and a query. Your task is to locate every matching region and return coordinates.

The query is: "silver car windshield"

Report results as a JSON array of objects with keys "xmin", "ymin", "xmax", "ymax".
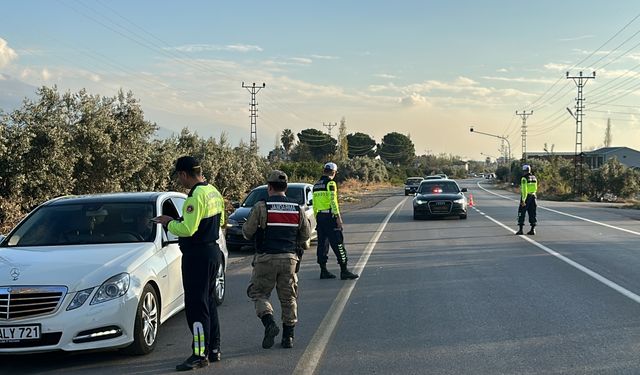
[{"xmin": 4, "ymin": 202, "xmax": 157, "ymax": 247}]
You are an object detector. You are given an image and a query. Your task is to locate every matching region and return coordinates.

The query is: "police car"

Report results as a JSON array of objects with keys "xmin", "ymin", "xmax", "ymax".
[{"xmin": 0, "ymin": 192, "xmax": 228, "ymax": 354}]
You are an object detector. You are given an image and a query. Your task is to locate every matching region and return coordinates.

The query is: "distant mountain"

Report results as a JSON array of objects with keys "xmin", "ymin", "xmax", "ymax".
[{"xmin": 0, "ymin": 74, "xmax": 37, "ymax": 112}]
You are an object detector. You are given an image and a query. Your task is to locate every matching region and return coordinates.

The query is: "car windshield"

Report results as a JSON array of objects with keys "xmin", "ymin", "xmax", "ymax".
[
  {"xmin": 242, "ymin": 186, "xmax": 306, "ymax": 207},
  {"xmin": 418, "ymin": 181, "xmax": 460, "ymax": 194},
  {"xmin": 3, "ymin": 202, "xmax": 157, "ymax": 247}
]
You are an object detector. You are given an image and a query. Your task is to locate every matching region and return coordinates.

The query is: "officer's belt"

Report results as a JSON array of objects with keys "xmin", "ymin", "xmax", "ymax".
[{"xmin": 317, "ymin": 209, "xmax": 332, "ymax": 214}]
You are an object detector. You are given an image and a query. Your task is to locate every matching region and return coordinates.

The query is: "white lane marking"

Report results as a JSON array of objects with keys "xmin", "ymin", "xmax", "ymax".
[
  {"xmin": 293, "ymin": 198, "xmax": 406, "ymax": 375},
  {"xmin": 475, "ymin": 181, "xmax": 640, "ymax": 237},
  {"xmin": 472, "ymin": 205, "xmax": 640, "ymax": 304}
]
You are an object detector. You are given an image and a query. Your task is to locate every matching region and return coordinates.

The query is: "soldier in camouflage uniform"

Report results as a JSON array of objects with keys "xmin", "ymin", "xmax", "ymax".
[{"xmin": 243, "ymin": 170, "xmax": 311, "ymax": 349}]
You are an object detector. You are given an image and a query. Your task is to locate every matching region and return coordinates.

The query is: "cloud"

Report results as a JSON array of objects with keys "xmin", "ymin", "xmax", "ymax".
[
  {"xmin": 290, "ymin": 57, "xmax": 312, "ymax": 64},
  {"xmin": 544, "ymin": 62, "xmax": 571, "ymax": 71},
  {"xmin": 311, "ymin": 54, "xmax": 339, "ymax": 60},
  {"xmin": 374, "ymin": 73, "xmax": 397, "ymax": 79},
  {"xmin": 559, "ymin": 35, "xmax": 594, "ymax": 42},
  {"xmin": 497, "ymin": 68, "xmax": 509, "ymax": 73},
  {"xmin": 399, "ymin": 93, "xmax": 430, "ymax": 107},
  {"xmin": 481, "ymin": 76, "xmax": 556, "ymax": 84},
  {"xmin": 166, "ymin": 44, "xmax": 263, "ymax": 53},
  {"xmin": 0, "ymin": 38, "xmax": 18, "ymax": 68}
]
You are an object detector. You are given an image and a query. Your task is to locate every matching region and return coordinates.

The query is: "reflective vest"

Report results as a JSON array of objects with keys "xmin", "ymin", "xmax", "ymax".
[
  {"xmin": 255, "ymin": 196, "xmax": 300, "ymax": 254},
  {"xmin": 312, "ymin": 176, "xmax": 340, "ymax": 216},
  {"xmin": 168, "ymin": 182, "xmax": 225, "ymax": 250},
  {"xmin": 520, "ymin": 173, "xmax": 538, "ymax": 201}
]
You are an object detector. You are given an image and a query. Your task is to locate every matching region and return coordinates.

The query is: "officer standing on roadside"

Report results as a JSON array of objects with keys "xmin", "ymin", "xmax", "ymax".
[
  {"xmin": 154, "ymin": 156, "xmax": 224, "ymax": 371},
  {"xmin": 313, "ymin": 162, "xmax": 359, "ymax": 280},
  {"xmin": 516, "ymin": 164, "xmax": 538, "ymax": 235},
  {"xmin": 243, "ymin": 170, "xmax": 311, "ymax": 349}
]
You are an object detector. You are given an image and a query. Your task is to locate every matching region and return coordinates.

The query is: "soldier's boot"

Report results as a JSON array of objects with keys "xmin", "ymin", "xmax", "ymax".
[
  {"xmin": 260, "ymin": 314, "xmax": 280, "ymax": 349},
  {"xmin": 527, "ymin": 225, "xmax": 536, "ymax": 235},
  {"xmin": 515, "ymin": 225, "xmax": 524, "ymax": 235},
  {"xmin": 319, "ymin": 263, "xmax": 336, "ymax": 279},
  {"xmin": 340, "ymin": 263, "xmax": 359, "ymax": 280},
  {"xmin": 281, "ymin": 324, "xmax": 295, "ymax": 349}
]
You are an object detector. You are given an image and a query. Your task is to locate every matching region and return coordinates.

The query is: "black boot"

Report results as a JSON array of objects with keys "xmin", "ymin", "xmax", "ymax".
[
  {"xmin": 340, "ymin": 263, "xmax": 359, "ymax": 280},
  {"xmin": 527, "ymin": 225, "xmax": 536, "ymax": 235},
  {"xmin": 176, "ymin": 354, "xmax": 209, "ymax": 371},
  {"xmin": 281, "ymin": 324, "xmax": 295, "ymax": 349},
  {"xmin": 208, "ymin": 348, "xmax": 221, "ymax": 362},
  {"xmin": 515, "ymin": 225, "xmax": 524, "ymax": 235},
  {"xmin": 319, "ymin": 263, "xmax": 336, "ymax": 279},
  {"xmin": 260, "ymin": 314, "xmax": 280, "ymax": 349}
]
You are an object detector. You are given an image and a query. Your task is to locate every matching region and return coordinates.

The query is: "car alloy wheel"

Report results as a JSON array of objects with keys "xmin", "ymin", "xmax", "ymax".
[
  {"xmin": 215, "ymin": 262, "xmax": 225, "ymax": 306},
  {"xmin": 141, "ymin": 289, "xmax": 159, "ymax": 346},
  {"xmin": 124, "ymin": 284, "xmax": 159, "ymax": 355}
]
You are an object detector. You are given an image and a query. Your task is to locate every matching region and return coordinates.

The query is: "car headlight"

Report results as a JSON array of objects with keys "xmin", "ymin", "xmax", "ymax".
[
  {"xmin": 67, "ymin": 288, "xmax": 94, "ymax": 311},
  {"xmin": 90, "ymin": 273, "xmax": 130, "ymax": 305},
  {"xmin": 454, "ymin": 198, "xmax": 466, "ymax": 205},
  {"xmin": 415, "ymin": 199, "xmax": 428, "ymax": 205},
  {"xmin": 226, "ymin": 218, "xmax": 239, "ymax": 228}
]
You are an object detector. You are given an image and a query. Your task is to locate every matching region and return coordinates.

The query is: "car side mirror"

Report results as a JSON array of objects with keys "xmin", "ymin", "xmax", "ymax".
[
  {"xmin": 461, "ymin": 188, "xmax": 468, "ymax": 192},
  {"xmin": 232, "ymin": 201, "xmax": 240, "ymax": 209},
  {"xmin": 161, "ymin": 229, "xmax": 179, "ymax": 247},
  {"xmin": 308, "ymin": 199, "xmax": 313, "ymax": 206}
]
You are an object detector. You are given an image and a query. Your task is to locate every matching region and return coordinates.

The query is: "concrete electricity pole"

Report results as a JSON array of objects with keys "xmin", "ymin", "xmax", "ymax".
[
  {"xmin": 566, "ymin": 71, "xmax": 595, "ymax": 195},
  {"xmin": 242, "ymin": 82, "xmax": 266, "ymax": 153},
  {"xmin": 516, "ymin": 110, "xmax": 533, "ymax": 162}
]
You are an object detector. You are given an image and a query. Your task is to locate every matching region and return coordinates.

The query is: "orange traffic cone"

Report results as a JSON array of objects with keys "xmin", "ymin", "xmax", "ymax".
[{"xmin": 468, "ymin": 193, "xmax": 474, "ymax": 207}]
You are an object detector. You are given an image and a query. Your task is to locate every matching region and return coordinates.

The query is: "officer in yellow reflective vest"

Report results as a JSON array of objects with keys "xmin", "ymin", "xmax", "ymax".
[
  {"xmin": 154, "ymin": 156, "xmax": 225, "ymax": 371},
  {"xmin": 312, "ymin": 162, "xmax": 358, "ymax": 280},
  {"xmin": 516, "ymin": 164, "xmax": 538, "ymax": 235}
]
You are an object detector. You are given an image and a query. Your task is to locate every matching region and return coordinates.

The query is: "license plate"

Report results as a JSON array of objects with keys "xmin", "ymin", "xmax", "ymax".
[{"xmin": 0, "ymin": 325, "xmax": 41, "ymax": 343}]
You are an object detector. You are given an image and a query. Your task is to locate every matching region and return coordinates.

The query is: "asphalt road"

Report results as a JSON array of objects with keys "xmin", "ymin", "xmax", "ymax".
[{"xmin": 5, "ymin": 178, "xmax": 640, "ymax": 374}]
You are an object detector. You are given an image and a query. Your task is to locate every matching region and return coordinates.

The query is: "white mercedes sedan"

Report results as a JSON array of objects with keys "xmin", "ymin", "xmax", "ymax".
[{"xmin": 0, "ymin": 192, "xmax": 228, "ymax": 354}]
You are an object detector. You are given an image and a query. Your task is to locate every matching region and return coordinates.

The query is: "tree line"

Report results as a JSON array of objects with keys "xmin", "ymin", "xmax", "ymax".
[{"xmin": 0, "ymin": 87, "xmax": 431, "ymax": 232}]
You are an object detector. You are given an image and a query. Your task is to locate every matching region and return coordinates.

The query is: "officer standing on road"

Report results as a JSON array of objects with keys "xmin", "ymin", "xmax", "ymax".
[
  {"xmin": 516, "ymin": 164, "xmax": 538, "ymax": 235},
  {"xmin": 313, "ymin": 162, "xmax": 359, "ymax": 280},
  {"xmin": 154, "ymin": 156, "xmax": 225, "ymax": 371},
  {"xmin": 243, "ymin": 170, "xmax": 311, "ymax": 349}
]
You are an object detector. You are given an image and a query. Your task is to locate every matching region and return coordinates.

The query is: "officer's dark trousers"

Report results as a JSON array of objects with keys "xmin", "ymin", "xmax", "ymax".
[
  {"xmin": 517, "ymin": 194, "xmax": 537, "ymax": 225},
  {"xmin": 316, "ymin": 213, "xmax": 348, "ymax": 265},
  {"xmin": 181, "ymin": 244, "xmax": 221, "ymax": 355}
]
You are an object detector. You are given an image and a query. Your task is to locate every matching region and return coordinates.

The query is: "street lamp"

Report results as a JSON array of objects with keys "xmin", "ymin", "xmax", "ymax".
[{"xmin": 469, "ymin": 126, "xmax": 511, "ymax": 163}]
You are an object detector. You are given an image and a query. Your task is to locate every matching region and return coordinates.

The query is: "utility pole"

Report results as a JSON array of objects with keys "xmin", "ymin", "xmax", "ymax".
[
  {"xmin": 323, "ymin": 122, "xmax": 337, "ymax": 137},
  {"xmin": 515, "ymin": 110, "xmax": 533, "ymax": 162},
  {"xmin": 242, "ymin": 82, "xmax": 266, "ymax": 153},
  {"xmin": 566, "ymin": 71, "xmax": 595, "ymax": 196}
]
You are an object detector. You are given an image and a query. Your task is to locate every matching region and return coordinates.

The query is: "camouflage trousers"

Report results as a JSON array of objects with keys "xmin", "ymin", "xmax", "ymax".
[{"xmin": 247, "ymin": 253, "xmax": 299, "ymax": 325}]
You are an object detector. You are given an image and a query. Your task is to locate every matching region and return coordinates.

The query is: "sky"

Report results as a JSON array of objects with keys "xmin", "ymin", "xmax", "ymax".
[{"xmin": 2, "ymin": 0, "xmax": 640, "ymax": 161}]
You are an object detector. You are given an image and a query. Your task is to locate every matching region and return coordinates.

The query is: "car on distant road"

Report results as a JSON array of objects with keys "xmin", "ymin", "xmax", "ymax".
[
  {"xmin": 225, "ymin": 183, "xmax": 317, "ymax": 250},
  {"xmin": 0, "ymin": 192, "xmax": 228, "ymax": 355},
  {"xmin": 413, "ymin": 179, "xmax": 468, "ymax": 220},
  {"xmin": 404, "ymin": 177, "xmax": 424, "ymax": 195}
]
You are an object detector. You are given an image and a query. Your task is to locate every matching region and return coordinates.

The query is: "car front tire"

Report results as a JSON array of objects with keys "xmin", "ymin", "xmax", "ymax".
[
  {"xmin": 124, "ymin": 284, "xmax": 159, "ymax": 355},
  {"xmin": 459, "ymin": 214, "xmax": 468, "ymax": 219}
]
